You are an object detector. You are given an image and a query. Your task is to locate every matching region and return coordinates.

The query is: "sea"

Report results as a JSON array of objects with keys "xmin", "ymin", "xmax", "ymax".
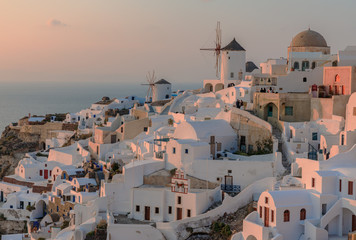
[{"xmin": 0, "ymin": 81, "xmax": 201, "ymax": 134}]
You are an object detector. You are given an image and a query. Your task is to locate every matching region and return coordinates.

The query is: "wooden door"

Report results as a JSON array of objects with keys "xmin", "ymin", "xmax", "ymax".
[
  {"xmin": 352, "ymin": 215, "xmax": 356, "ymax": 232},
  {"xmin": 144, "ymin": 206, "xmax": 150, "ymax": 221},
  {"xmin": 176, "ymin": 208, "xmax": 182, "ymax": 220},
  {"xmin": 264, "ymin": 207, "xmax": 269, "ymax": 227},
  {"xmin": 44, "ymin": 169, "xmax": 48, "ymax": 179}
]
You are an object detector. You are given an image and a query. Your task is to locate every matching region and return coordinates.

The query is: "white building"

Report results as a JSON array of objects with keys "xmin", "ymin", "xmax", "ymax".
[
  {"xmin": 239, "ymin": 145, "xmax": 356, "ymax": 240},
  {"xmin": 130, "ymin": 169, "xmax": 221, "ymax": 222}
]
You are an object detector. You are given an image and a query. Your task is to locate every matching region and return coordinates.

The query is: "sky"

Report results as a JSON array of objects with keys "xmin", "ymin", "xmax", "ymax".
[{"xmin": 1, "ymin": 0, "xmax": 356, "ymax": 85}]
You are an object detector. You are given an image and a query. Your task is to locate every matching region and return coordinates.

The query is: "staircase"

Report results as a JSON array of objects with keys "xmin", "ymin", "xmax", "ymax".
[{"xmin": 272, "ymin": 126, "xmax": 290, "ymax": 174}]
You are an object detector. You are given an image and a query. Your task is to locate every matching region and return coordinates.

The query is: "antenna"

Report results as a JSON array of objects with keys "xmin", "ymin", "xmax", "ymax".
[
  {"xmin": 141, "ymin": 70, "xmax": 157, "ymax": 103},
  {"xmin": 200, "ymin": 21, "xmax": 222, "ymax": 78}
]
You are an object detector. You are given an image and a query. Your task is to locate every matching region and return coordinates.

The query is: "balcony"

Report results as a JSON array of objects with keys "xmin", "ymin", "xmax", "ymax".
[{"xmin": 221, "ymin": 184, "xmax": 241, "ymax": 193}]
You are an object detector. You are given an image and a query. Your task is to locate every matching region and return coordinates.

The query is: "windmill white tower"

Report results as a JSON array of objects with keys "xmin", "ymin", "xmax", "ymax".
[{"xmin": 141, "ymin": 70, "xmax": 157, "ymax": 103}]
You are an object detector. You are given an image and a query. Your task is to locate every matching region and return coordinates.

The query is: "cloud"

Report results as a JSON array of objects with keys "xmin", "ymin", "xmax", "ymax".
[{"xmin": 47, "ymin": 18, "xmax": 67, "ymax": 27}]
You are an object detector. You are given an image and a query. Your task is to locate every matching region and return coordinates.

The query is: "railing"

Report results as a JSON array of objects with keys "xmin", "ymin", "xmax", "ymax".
[
  {"xmin": 221, "ymin": 184, "xmax": 241, "ymax": 193},
  {"xmin": 155, "ymin": 151, "xmax": 165, "ymax": 159}
]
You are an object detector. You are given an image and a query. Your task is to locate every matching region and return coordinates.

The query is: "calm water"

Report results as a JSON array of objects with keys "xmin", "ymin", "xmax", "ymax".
[{"xmin": 0, "ymin": 81, "xmax": 200, "ymax": 134}]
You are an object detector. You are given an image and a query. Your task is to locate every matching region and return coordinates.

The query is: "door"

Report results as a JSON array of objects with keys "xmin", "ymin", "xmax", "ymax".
[
  {"xmin": 268, "ymin": 106, "xmax": 273, "ymax": 117},
  {"xmin": 240, "ymin": 136, "xmax": 246, "ymax": 152},
  {"xmin": 176, "ymin": 208, "xmax": 182, "ymax": 220},
  {"xmin": 353, "ymin": 215, "xmax": 356, "ymax": 232},
  {"xmin": 44, "ymin": 169, "xmax": 48, "ymax": 179},
  {"xmin": 264, "ymin": 207, "xmax": 269, "ymax": 227},
  {"xmin": 111, "ymin": 134, "xmax": 116, "ymax": 144},
  {"xmin": 0, "ymin": 191, "xmax": 3, "ymax": 202},
  {"xmin": 144, "ymin": 206, "xmax": 150, "ymax": 221}
]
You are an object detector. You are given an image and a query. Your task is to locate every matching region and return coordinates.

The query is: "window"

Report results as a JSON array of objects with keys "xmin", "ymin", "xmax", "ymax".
[
  {"xmin": 300, "ymin": 209, "xmax": 306, "ymax": 220},
  {"xmin": 312, "ymin": 178, "xmax": 315, "ymax": 188},
  {"xmin": 173, "ymin": 147, "xmax": 176, "ymax": 154},
  {"xmin": 187, "ymin": 209, "xmax": 191, "ymax": 217},
  {"xmin": 45, "ymin": 164, "xmax": 47, "ymax": 167},
  {"xmin": 168, "ymin": 206, "xmax": 172, "ymax": 214},
  {"xmin": 230, "ymin": 72, "xmax": 234, "ymax": 78},
  {"xmin": 57, "ymin": 206, "xmax": 59, "ymax": 212},
  {"xmin": 339, "ymin": 179, "xmax": 342, "ymax": 192},
  {"xmin": 165, "ymin": 94, "xmax": 169, "ymax": 99},
  {"xmin": 155, "ymin": 207, "xmax": 159, "ymax": 214},
  {"xmin": 303, "ymin": 77, "xmax": 307, "ymax": 82},
  {"xmin": 353, "ymin": 107, "xmax": 356, "ymax": 116},
  {"xmin": 49, "ymin": 170, "xmax": 52, "ymax": 176},
  {"xmin": 348, "ymin": 181, "xmax": 353, "ymax": 195},
  {"xmin": 260, "ymin": 206, "xmax": 262, "ymax": 218},
  {"xmin": 185, "ymin": 149, "xmax": 188, "ymax": 154},
  {"xmin": 285, "ymin": 106, "xmax": 293, "ymax": 116},
  {"xmin": 120, "ymin": 127, "xmax": 123, "ymax": 133},
  {"xmin": 322, "ymin": 204, "xmax": 327, "ymax": 215},
  {"xmin": 136, "ymin": 205, "xmax": 140, "ymax": 212},
  {"xmin": 335, "ymin": 74, "xmax": 340, "ymax": 82},
  {"xmin": 271, "ymin": 210, "xmax": 274, "ymax": 222},
  {"xmin": 341, "ymin": 134, "xmax": 345, "ymax": 146},
  {"xmin": 143, "ymin": 127, "xmax": 148, "ymax": 132},
  {"xmin": 265, "ymin": 197, "xmax": 268, "ymax": 204},
  {"xmin": 312, "ymin": 132, "xmax": 318, "ymax": 141},
  {"xmin": 293, "ymin": 62, "xmax": 299, "ymax": 70},
  {"xmin": 40, "ymin": 170, "xmax": 43, "ymax": 176},
  {"xmin": 177, "ymin": 196, "xmax": 182, "ymax": 204},
  {"xmin": 284, "ymin": 210, "xmax": 290, "ymax": 222}
]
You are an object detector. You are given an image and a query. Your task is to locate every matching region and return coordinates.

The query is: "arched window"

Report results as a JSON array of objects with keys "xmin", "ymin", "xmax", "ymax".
[
  {"xmin": 302, "ymin": 61, "xmax": 309, "ymax": 71},
  {"xmin": 300, "ymin": 208, "xmax": 306, "ymax": 220},
  {"xmin": 293, "ymin": 62, "xmax": 299, "ymax": 70},
  {"xmin": 312, "ymin": 62, "xmax": 316, "ymax": 69},
  {"xmin": 335, "ymin": 74, "xmax": 340, "ymax": 82},
  {"xmin": 332, "ymin": 60, "xmax": 338, "ymax": 67},
  {"xmin": 284, "ymin": 210, "xmax": 290, "ymax": 222}
]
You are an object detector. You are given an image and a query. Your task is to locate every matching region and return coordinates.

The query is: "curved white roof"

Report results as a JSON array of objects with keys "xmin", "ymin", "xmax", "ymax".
[
  {"xmin": 173, "ymin": 119, "xmax": 235, "ymax": 140},
  {"xmin": 266, "ymin": 190, "xmax": 312, "ymax": 208}
]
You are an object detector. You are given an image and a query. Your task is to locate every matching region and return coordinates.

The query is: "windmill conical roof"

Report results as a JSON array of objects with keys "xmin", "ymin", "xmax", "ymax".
[
  {"xmin": 222, "ymin": 38, "xmax": 245, "ymax": 51},
  {"xmin": 155, "ymin": 79, "xmax": 171, "ymax": 85}
]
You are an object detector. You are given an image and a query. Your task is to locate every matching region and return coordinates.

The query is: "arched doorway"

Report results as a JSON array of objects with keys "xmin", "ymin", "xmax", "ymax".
[
  {"xmin": 263, "ymin": 103, "xmax": 278, "ymax": 121},
  {"xmin": 204, "ymin": 83, "xmax": 213, "ymax": 92},
  {"xmin": 215, "ymin": 83, "xmax": 224, "ymax": 92}
]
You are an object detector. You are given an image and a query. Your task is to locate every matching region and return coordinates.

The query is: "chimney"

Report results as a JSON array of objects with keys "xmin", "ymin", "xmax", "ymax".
[{"xmin": 28, "ymin": 113, "xmax": 31, "ymax": 118}]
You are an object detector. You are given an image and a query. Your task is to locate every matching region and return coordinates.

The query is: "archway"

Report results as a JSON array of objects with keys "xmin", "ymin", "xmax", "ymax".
[
  {"xmin": 246, "ymin": 235, "xmax": 258, "ymax": 240},
  {"xmin": 321, "ymin": 206, "xmax": 356, "ymax": 236},
  {"xmin": 40, "ymin": 142, "xmax": 46, "ymax": 150},
  {"xmin": 263, "ymin": 102, "xmax": 278, "ymax": 121},
  {"xmin": 31, "ymin": 200, "xmax": 47, "ymax": 220},
  {"xmin": 204, "ymin": 83, "xmax": 213, "ymax": 92},
  {"xmin": 215, "ymin": 83, "xmax": 224, "ymax": 92}
]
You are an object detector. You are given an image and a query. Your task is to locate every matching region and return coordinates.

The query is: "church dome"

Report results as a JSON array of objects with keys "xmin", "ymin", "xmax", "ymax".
[{"xmin": 290, "ymin": 29, "xmax": 328, "ymax": 47}]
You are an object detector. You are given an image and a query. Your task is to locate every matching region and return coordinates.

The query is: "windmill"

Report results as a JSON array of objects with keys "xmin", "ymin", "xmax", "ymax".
[
  {"xmin": 200, "ymin": 21, "xmax": 222, "ymax": 78},
  {"xmin": 141, "ymin": 70, "xmax": 157, "ymax": 103}
]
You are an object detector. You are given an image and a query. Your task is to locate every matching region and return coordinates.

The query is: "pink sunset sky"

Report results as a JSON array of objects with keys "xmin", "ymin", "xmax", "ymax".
[{"xmin": 1, "ymin": 0, "xmax": 355, "ymax": 84}]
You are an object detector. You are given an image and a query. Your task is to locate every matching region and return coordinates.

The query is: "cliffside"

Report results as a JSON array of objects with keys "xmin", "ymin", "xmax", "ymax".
[{"xmin": 0, "ymin": 126, "xmax": 40, "ymax": 178}]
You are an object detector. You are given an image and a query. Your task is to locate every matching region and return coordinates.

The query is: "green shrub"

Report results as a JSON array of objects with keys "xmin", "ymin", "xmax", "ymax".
[{"xmin": 86, "ymin": 231, "xmax": 95, "ymax": 237}]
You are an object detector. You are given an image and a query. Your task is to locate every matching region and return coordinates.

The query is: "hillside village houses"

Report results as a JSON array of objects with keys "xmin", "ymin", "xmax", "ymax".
[{"xmin": 1, "ymin": 27, "xmax": 356, "ymax": 240}]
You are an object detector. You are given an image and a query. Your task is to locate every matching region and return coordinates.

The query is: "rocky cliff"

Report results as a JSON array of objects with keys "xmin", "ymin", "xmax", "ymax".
[{"xmin": 0, "ymin": 126, "xmax": 40, "ymax": 178}]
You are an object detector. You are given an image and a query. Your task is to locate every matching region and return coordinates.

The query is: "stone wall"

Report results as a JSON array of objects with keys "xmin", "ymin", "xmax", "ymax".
[
  {"xmin": 47, "ymin": 196, "xmax": 74, "ymax": 218},
  {"xmin": 0, "ymin": 220, "xmax": 27, "ymax": 235}
]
